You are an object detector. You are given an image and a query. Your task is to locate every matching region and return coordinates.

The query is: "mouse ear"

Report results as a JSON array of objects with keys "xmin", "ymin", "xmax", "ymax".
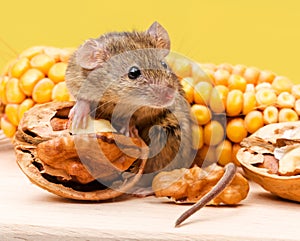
[
  {"xmin": 146, "ymin": 22, "xmax": 170, "ymax": 52},
  {"xmin": 76, "ymin": 39, "xmax": 106, "ymax": 70}
]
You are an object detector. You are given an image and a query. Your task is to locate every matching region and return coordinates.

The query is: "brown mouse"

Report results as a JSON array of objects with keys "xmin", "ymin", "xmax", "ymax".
[
  {"xmin": 65, "ymin": 22, "xmax": 196, "ymax": 175},
  {"xmin": 65, "ymin": 22, "xmax": 236, "ymax": 226}
]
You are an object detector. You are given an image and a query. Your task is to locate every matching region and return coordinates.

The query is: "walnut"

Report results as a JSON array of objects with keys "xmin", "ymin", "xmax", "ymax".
[
  {"xmin": 14, "ymin": 101, "xmax": 149, "ymax": 201},
  {"xmin": 36, "ymin": 132, "xmax": 147, "ymax": 184},
  {"xmin": 152, "ymin": 164, "xmax": 249, "ymax": 205},
  {"xmin": 238, "ymin": 121, "xmax": 300, "ymax": 202}
]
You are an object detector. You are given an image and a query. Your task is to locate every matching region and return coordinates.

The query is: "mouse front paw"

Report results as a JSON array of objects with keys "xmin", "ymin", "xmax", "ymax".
[{"xmin": 68, "ymin": 100, "xmax": 91, "ymax": 129}]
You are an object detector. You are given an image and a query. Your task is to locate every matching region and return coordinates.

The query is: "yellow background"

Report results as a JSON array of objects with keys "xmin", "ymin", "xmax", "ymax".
[{"xmin": 1, "ymin": 0, "xmax": 300, "ymax": 82}]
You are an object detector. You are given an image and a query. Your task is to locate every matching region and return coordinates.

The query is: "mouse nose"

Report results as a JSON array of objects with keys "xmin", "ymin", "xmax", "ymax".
[
  {"xmin": 163, "ymin": 85, "xmax": 175, "ymax": 100},
  {"xmin": 152, "ymin": 84, "xmax": 176, "ymax": 107}
]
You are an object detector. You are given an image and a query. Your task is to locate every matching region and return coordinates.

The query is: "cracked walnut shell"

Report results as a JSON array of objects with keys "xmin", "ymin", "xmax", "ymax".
[
  {"xmin": 14, "ymin": 101, "xmax": 149, "ymax": 200},
  {"xmin": 152, "ymin": 164, "xmax": 249, "ymax": 205},
  {"xmin": 237, "ymin": 121, "xmax": 300, "ymax": 202}
]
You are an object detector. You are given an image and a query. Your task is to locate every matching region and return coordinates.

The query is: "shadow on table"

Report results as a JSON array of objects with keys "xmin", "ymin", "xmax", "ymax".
[
  {"xmin": 33, "ymin": 192, "xmax": 137, "ymax": 204},
  {"xmin": 253, "ymin": 191, "xmax": 300, "ymax": 205}
]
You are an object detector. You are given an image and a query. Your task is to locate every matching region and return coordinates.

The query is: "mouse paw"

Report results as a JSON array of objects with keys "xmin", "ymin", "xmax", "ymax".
[{"xmin": 68, "ymin": 100, "xmax": 91, "ymax": 129}]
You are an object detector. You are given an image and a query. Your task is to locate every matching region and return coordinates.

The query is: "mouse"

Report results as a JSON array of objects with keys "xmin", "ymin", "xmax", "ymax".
[
  {"xmin": 65, "ymin": 21, "xmax": 196, "ymax": 175},
  {"xmin": 65, "ymin": 21, "xmax": 237, "ymax": 226}
]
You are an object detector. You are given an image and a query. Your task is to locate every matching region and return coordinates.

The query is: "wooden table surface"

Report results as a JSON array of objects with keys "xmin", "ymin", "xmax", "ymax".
[{"xmin": 0, "ymin": 146, "xmax": 299, "ymax": 241}]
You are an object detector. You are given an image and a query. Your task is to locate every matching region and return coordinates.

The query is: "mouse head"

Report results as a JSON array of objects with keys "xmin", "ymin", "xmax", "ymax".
[
  {"xmin": 76, "ymin": 22, "xmax": 182, "ymax": 110},
  {"xmin": 76, "ymin": 21, "xmax": 170, "ymax": 70}
]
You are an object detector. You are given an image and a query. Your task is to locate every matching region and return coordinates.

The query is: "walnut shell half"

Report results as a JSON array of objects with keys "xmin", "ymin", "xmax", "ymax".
[
  {"xmin": 237, "ymin": 121, "xmax": 300, "ymax": 202},
  {"xmin": 14, "ymin": 101, "xmax": 149, "ymax": 201}
]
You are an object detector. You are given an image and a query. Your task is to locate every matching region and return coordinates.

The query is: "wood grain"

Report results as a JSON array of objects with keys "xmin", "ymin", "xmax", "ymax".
[{"xmin": 0, "ymin": 149, "xmax": 299, "ymax": 241}]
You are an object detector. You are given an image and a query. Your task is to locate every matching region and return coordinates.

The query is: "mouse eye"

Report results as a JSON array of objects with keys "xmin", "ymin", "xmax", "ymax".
[
  {"xmin": 128, "ymin": 66, "xmax": 141, "ymax": 79},
  {"xmin": 161, "ymin": 61, "xmax": 168, "ymax": 69}
]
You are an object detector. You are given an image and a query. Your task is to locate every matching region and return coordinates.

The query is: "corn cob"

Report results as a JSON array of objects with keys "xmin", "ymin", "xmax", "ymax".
[
  {"xmin": 166, "ymin": 54, "xmax": 300, "ymax": 166},
  {"xmin": 1, "ymin": 46, "xmax": 299, "ymax": 169},
  {"xmin": 0, "ymin": 46, "xmax": 74, "ymax": 137}
]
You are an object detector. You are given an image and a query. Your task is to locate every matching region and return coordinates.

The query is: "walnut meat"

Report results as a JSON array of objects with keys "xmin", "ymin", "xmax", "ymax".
[
  {"xmin": 14, "ymin": 101, "xmax": 149, "ymax": 201},
  {"xmin": 152, "ymin": 164, "xmax": 249, "ymax": 205},
  {"xmin": 238, "ymin": 121, "xmax": 300, "ymax": 202}
]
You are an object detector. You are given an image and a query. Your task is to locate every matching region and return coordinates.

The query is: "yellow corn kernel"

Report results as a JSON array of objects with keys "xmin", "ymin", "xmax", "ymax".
[
  {"xmin": 216, "ymin": 139, "xmax": 233, "ymax": 166},
  {"xmin": 199, "ymin": 63, "xmax": 217, "ymax": 71},
  {"xmin": 243, "ymin": 91, "xmax": 256, "ymax": 115},
  {"xmin": 48, "ymin": 62, "xmax": 68, "ymax": 83},
  {"xmin": 278, "ymin": 108, "xmax": 299, "ymax": 122},
  {"xmin": 255, "ymin": 82, "xmax": 272, "ymax": 91},
  {"xmin": 194, "ymin": 81, "xmax": 213, "ymax": 105},
  {"xmin": 5, "ymin": 77, "xmax": 26, "ymax": 104},
  {"xmin": 203, "ymin": 120, "xmax": 224, "ymax": 146},
  {"xmin": 216, "ymin": 85, "xmax": 229, "ymax": 100},
  {"xmin": 44, "ymin": 47, "xmax": 63, "ymax": 62},
  {"xmin": 226, "ymin": 89, "xmax": 243, "ymax": 116},
  {"xmin": 208, "ymin": 70, "xmax": 217, "ymax": 84},
  {"xmin": 5, "ymin": 104, "xmax": 19, "ymax": 126},
  {"xmin": 226, "ymin": 118, "xmax": 248, "ymax": 143},
  {"xmin": 243, "ymin": 67, "xmax": 260, "ymax": 85},
  {"xmin": 257, "ymin": 70, "xmax": 275, "ymax": 84},
  {"xmin": 182, "ymin": 84, "xmax": 194, "ymax": 103},
  {"xmin": 291, "ymin": 84, "xmax": 300, "ymax": 99},
  {"xmin": 245, "ymin": 84, "xmax": 255, "ymax": 93},
  {"xmin": 200, "ymin": 69, "xmax": 216, "ymax": 84},
  {"xmin": 32, "ymin": 78, "xmax": 55, "ymax": 103},
  {"xmin": 209, "ymin": 85, "xmax": 228, "ymax": 113},
  {"xmin": 11, "ymin": 57, "xmax": 31, "ymax": 78},
  {"xmin": 1, "ymin": 116, "xmax": 17, "ymax": 138},
  {"xmin": 19, "ymin": 68, "xmax": 45, "ymax": 96},
  {"xmin": 181, "ymin": 76, "xmax": 195, "ymax": 87},
  {"xmin": 271, "ymin": 76, "xmax": 293, "ymax": 94},
  {"xmin": 255, "ymin": 88, "xmax": 277, "ymax": 109},
  {"xmin": 192, "ymin": 65, "xmax": 213, "ymax": 84},
  {"xmin": 18, "ymin": 98, "xmax": 35, "ymax": 120},
  {"xmin": 228, "ymin": 74, "xmax": 247, "ymax": 92},
  {"xmin": 214, "ymin": 69, "xmax": 230, "ymax": 86},
  {"xmin": 181, "ymin": 77, "xmax": 195, "ymax": 100},
  {"xmin": 171, "ymin": 58, "xmax": 192, "ymax": 78},
  {"xmin": 1, "ymin": 59, "xmax": 16, "ymax": 76},
  {"xmin": 277, "ymin": 92, "xmax": 295, "ymax": 108},
  {"xmin": 30, "ymin": 54, "xmax": 55, "ymax": 75},
  {"xmin": 294, "ymin": 99, "xmax": 300, "ymax": 115},
  {"xmin": 51, "ymin": 82, "xmax": 71, "ymax": 102},
  {"xmin": 231, "ymin": 143, "xmax": 242, "ymax": 166},
  {"xmin": 263, "ymin": 106, "xmax": 278, "ymax": 124},
  {"xmin": 192, "ymin": 124, "xmax": 204, "ymax": 149},
  {"xmin": 59, "ymin": 48, "xmax": 75, "ymax": 62},
  {"xmin": 197, "ymin": 144, "xmax": 216, "ymax": 167},
  {"xmin": 218, "ymin": 63, "xmax": 233, "ymax": 73},
  {"xmin": 244, "ymin": 110, "xmax": 264, "ymax": 134},
  {"xmin": 0, "ymin": 76, "xmax": 9, "ymax": 104},
  {"xmin": 19, "ymin": 46, "xmax": 44, "ymax": 59},
  {"xmin": 190, "ymin": 104, "xmax": 211, "ymax": 125},
  {"xmin": 232, "ymin": 64, "xmax": 246, "ymax": 76}
]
